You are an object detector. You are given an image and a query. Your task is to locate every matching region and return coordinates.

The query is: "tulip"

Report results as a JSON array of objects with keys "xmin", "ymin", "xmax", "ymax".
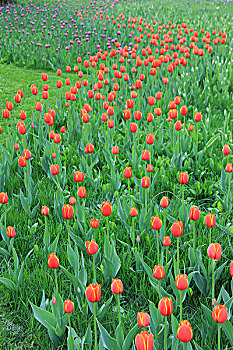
[
  {"xmin": 90, "ymin": 218, "xmax": 99, "ymax": 229},
  {"xmin": 177, "ymin": 320, "xmax": 193, "ymax": 344},
  {"xmin": 130, "ymin": 207, "xmax": 138, "ymax": 245},
  {"xmin": 63, "ymin": 299, "xmax": 74, "ymax": 314},
  {"xmin": 222, "ymin": 144, "xmax": 230, "ymax": 155},
  {"xmin": 69, "ymin": 197, "xmax": 76, "ymax": 205},
  {"xmin": 85, "ymin": 240, "xmax": 98, "ymax": 282},
  {"xmin": 212, "ymin": 305, "xmax": 228, "ymax": 350},
  {"xmin": 48, "ymin": 252, "xmax": 59, "ymax": 295},
  {"xmin": 176, "ymin": 273, "xmax": 188, "ymax": 321},
  {"xmin": 86, "ymin": 283, "xmax": 101, "ymax": 349},
  {"xmin": 137, "ymin": 312, "xmax": 150, "ymax": 328},
  {"xmin": 62, "ymin": 204, "xmax": 73, "ymax": 246},
  {"xmin": 74, "ymin": 171, "xmax": 84, "ymax": 183},
  {"xmin": 0, "ymin": 192, "xmax": 8, "ymax": 227},
  {"xmin": 151, "ymin": 215, "xmax": 162, "ymax": 263},
  {"xmin": 208, "ymin": 243, "xmax": 222, "ymax": 301},
  {"xmin": 159, "ymin": 297, "xmax": 173, "ymax": 350},
  {"xmin": 153, "ymin": 264, "xmax": 165, "ymax": 299},
  {"xmin": 102, "ymin": 201, "xmax": 112, "ymax": 241},
  {"xmin": 7, "ymin": 226, "xmax": 16, "ymax": 238},
  {"xmin": 205, "ymin": 213, "xmax": 216, "ymax": 245},
  {"xmin": 189, "ymin": 206, "xmax": 200, "ymax": 250},
  {"xmin": 111, "ymin": 278, "xmax": 123, "ymax": 324},
  {"xmin": 135, "ymin": 331, "xmax": 154, "ymax": 350},
  {"xmin": 171, "ymin": 220, "xmax": 183, "ymax": 271}
]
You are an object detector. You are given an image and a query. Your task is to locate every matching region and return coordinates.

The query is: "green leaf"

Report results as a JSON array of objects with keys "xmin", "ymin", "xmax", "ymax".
[
  {"xmin": 97, "ymin": 320, "xmax": 120, "ymax": 350},
  {"xmin": 122, "ymin": 323, "xmax": 139, "ymax": 350},
  {"xmin": 30, "ymin": 301, "xmax": 57, "ymax": 329},
  {"xmin": 222, "ymin": 320, "xmax": 233, "ymax": 346},
  {"xmin": 201, "ymin": 304, "xmax": 217, "ymax": 331},
  {"xmin": 115, "ymin": 322, "xmax": 124, "ymax": 348},
  {"xmin": 0, "ymin": 277, "xmax": 16, "ymax": 291},
  {"xmin": 97, "ymin": 296, "xmax": 113, "ymax": 321}
]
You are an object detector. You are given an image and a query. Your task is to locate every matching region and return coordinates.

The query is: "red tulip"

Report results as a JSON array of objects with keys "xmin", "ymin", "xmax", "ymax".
[
  {"xmin": 130, "ymin": 207, "xmax": 138, "ymax": 217},
  {"xmin": 208, "ymin": 243, "xmax": 222, "ymax": 261},
  {"xmin": 177, "ymin": 320, "xmax": 193, "ymax": 342},
  {"xmin": 74, "ymin": 171, "xmax": 84, "ymax": 182},
  {"xmin": 77, "ymin": 186, "xmax": 86, "ymax": 199},
  {"xmin": 48, "ymin": 253, "xmax": 59, "ymax": 269},
  {"xmin": 123, "ymin": 167, "xmax": 132, "ymax": 178},
  {"xmin": 90, "ymin": 218, "xmax": 99, "ymax": 228},
  {"xmin": 111, "ymin": 278, "xmax": 123, "ymax": 294},
  {"xmin": 0, "ymin": 192, "xmax": 8, "ymax": 204},
  {"xmin": 205, "ymin": 213, "xmax": 216, "ymax": 228},
  {"xmin": 137, "ymin": 312, "xmax": 150, "ymax": 328},
  {"xmin": 222, "ymin": 144, "xmax": 230, "ymax": 155},
  {"xmin": 179, "ymin": 172, "xmax": 188, "ymax": 184},
  {"xmin": 171, "ymin": 221, "xmax": 183, "ymax": 237},
  {"xmin": 141, "ymin": 176, "xmax": 150, "ymax": 188},
  {"xmin": 175, "ymin": 274, "xmax": 188, "ymax": 290},
  {"xmin": 151, "ymin": 216, "xmax": 162, "ymax": 230},
  {"xmin": 212, "ymin": 305, "xmax": 228, "ymax": 323},
  {"xmin": 163, "ymin": 236, "xmax": 171, "ymax": 246},
  {"xmin": 63, "ymin": 299, "xmax": 74, "ymax": 313},
  {"xmin": 50, "ymin": 164, "xmax": 60, "ymax": 175},
  {"xmin": 18, "ymin": 156, "xmax": 27, "ymax": 167},
  {"xmin": 160, "ymin": 196, "xmax": 169, "ymax": 208},
  {"xmin": 189, "ymin": 206, "xmax": 200, "ymax": 221},
  {"xmin": 101, "ymin": 201, "xmax": 112, "ymax": 216},
  {"xmin": 7, "ymin": 226, "xmax": 16, "ymax": 238},
  {"xmin": 41, "ymin": 205, "xmax": 49, "ymax": 215},
  {"xmin": 230, "ymin": 261, "xmax": 233, "ymax": 277},
  {"xmin": 153, "ymin": 265, "xmax": 165, "ymax": 279},
  {"xmin": 158, "ymin": 297, "xmax": 173, "ymax": 316},
  {"xmin": 85, "ymin": 283, "xmax": 101, "ymax": 302},
  {"xmin": 62, "ymin": 204, "xmax": 74, "ymax": 219},
  {"xmin": 135, "ymin": 331, "xmax": 154, "ymax": 350},
  {"xmin": 85, "ymin": 240, "xmax": 98, "ymax": 255}
]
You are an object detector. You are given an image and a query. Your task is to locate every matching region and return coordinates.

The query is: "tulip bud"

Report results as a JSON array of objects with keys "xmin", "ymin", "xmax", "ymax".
[
  {"xmin": 18, "ymin": 156, "xmax": 27, "ymax": 167},
  {"xmin": 52, "ymin": 296, "xmax": 57, "ymax": 304},
  {"xmin": 212, "ymin": 305, "xmax": 228, "ymax": 323},
  {"xmin": 112, "ymin": 146, "xmax": 119, "ymax": 155},
  {"xmin": 194, "ymin": 112, "xmax": 202, "ymax": 122},
  {"xmin": 137, "ymin": 312, "xmax": 150, "ymax": 328},
  {"xmin": 146, "ymin": 164, "xmax": 153, "ymax": 172},
  {"xmin": 158, "ymin": 297, "xmax": 173, "ymax": 316},
  {"xmin": 50, "ymin": 164, "xmax": 60, "ymax": 175},
  {"xmin": 208, "ymin": 243, "xmax": 222, "ymax": 261},
  {"xmin": 153, "ymin": 265, "xmax": 165, "ymax": 279},
  {"xmin": 130, "ymin": 207, "xmax": 138, "ymax": 217},
  {"xmin": 85, "ymin": 239, "xmax": 98, "ymax": 255},
  {"xmin": 123, "ymin": 167, "xmax": 132, "ymax": 179},
  {"xmin": 48, "ymin": 253, "xmax": 59, "ymax": 269},
  {"xmin": 62, "ymin": 204, "xmax": 74, "ymax": 219},
  {"xmin": 175, "ymin": 120, "xmax": 182, "ymax": 131},
  {"xmin": 175, "ymin": 274, "xmax": 188, "ymax": 290},
  {"xmin": 136, "ymin": 235, "xmax": 140, "ymax": 243},
  {"xmin": 52, "ymin": 153, "xmax": 56, "ymax": 159},
  {"xmin": 141, "ymin": 176, "xmax": 150, "ymax": 189},
  {"xmin": 130, "ymin": 122, "xmax": 138, "ymax": 133},
  {"xmin": 14, "ymin": 143, "xmax": 19, "ymax": 150},
  {"xmin": 7, "ymin": 226, "xmax": 16, "ymax": 238},
  {"xmin": 85, "ymin": 283, "xmax": 101, "ymax": 302},
  {"xmin": 160, "ymin": 196, "xmax": 169, "ymax": 208},
  {"xmin": 188, "ymin": 125, "xmax": 194, "ymax": 131},
  {"xmin": 180, "ymin": 106, "xmax": 188, "ymax": 115},
  {"xmin": 179, "ymin": 172, "xmax": 188, "ymax": 184},
  {"xmin": 101, "ymin": 201, "xmax": 112, "ymax": 216},
  {"xmin": 69, "ymin": 197, "xmax": 76, "ymax": 205},
  {"xmin": 41, "ymin": 205, "xmax": 49, "ymax": 215},
  {"xmin": 63, "ymin": 299, "xmax": 74, "ymax": 313},
  {"xmin": 177, "ymin": 320, "xmax": 193, "ymax": 342},
  {"xmin": 163, "ymin": 236, "xmax": 171, "ymax": 246},
  {"xmin": 189, "ymin": 206, "xmax": 200, "ymax": 221},
  {"xmin": 0, "ymin": 192, "xmax": 8, "ymax": 204},
  {"xmin": 142, "ymin": 150, "xmax": 150, "ymax": 161},
  {"xmin": 222, "ymin": 144, "xmax": 230, "ymax": 155},
  {"xmin": 146, "ymin": 134, "xmax": 155, "ymax": 145},
  {"xmin": 151, "ymin": 215, "xmax": 162, "ymax": 230},
  {"xmin": 135, "ymin": 331, "xmax": 154, "ymax": 350},
  {"xmin": 90, "ymin": 218, "xmax": 99, "ymax": 228},
  {"xmin": 77, "ymin": 186, "xmax": 86, "ymax": 199},
  {"xmin": 225, "ymin": 163, "xmax": 233, "ymax": 172},
  {"xmin": 74, "ymin": 171, "xmax": 84, "ymax": 183},
  {"xmin": 205, "ymin": 213, "xmax": 216, "ymax": 228},
  {"xmin": 111, "ymin": 278, "xmax": 123, "ymax": 294}
]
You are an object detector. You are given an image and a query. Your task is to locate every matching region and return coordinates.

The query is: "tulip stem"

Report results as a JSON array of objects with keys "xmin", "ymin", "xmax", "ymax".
[
  {"xmin": 196, "ymin": 123, "xmax": 199, "ymax": 156},
  {"xmin": 132, "ymin": 218, "xmax": 135, "ymax": 246},
  {"xmin": 133, "ymin": 133, "xmax": 136, "ymax": 167},
  {"xmin": 156, "ymin": 230, "xmax": 160, "ymax": 263},
  {"xmin": 93, "ymin": 302, "xmax": 98, "ymax": 350},
  {"xmin": 93, "ymin": 255, "xmax": 96, "ymax": 283},
  {"xmin": 218, "ymin": 323, "xmax": 221, "ymax": 350},
  {"xmin": 212, "ymin": 260, "xmax": 215, "ymax": 301},
  {"xmin": 67, "ymin": 220, "xmax": 71, "ymax": 246},
  {"xmin": 166, "ymin": 247, "xmax": 168, "ymax": 266},
  {"xmin": 68, "ymin": 314, "xmax": 71, "ymax": 331},
  {"xmin": 193, "ymin": 221, "xmax": 196, "ymax": 250},
  {"xmin": 177, "ymin": 237, "xmax": 179, "ymax": 272},
  {"xmin": 116, "ymin": 294, "xmax": 122, "ymax": 324},
  {"xmin": 4, "ymin": 210, "xmax": 6, "ymax": 229},
  {"xmin": 145, "ymin": 189, "xmax": 147, "ymax": 215},
  {"xmin": 106, "ymin": 217, "xmax": 109, "ymax": 241},
  {"xmin": 128, "ymin": 178, "xmax": 130, "ymax": 201},
  {"xmin": 183, "ymin": 343, "xmax": 186, "ymax": 350},
  {"xmin": 54, "ymin": 269, "xmax": 58, "ymax": 296},
  {"xmin": 83, "ymin": 201, "xmax": 86, "ymax": 235},
  {"xmin": 164, "ymin": 316, "xmax": 167, "ymax": 350},
  {"xmin": 159, "ymin": 280, "xmax": 161, "ymax": 300},
  {"xmin": 180, "ymin": 291, "xmax": 183, "ymax": 321},
  {"xmin": 163, "ymin": 208, "xmax": 166, "ymax": 236},
  {"xmin": 209, "ymin": 228, "xmax": 212, "ymax": 246}
]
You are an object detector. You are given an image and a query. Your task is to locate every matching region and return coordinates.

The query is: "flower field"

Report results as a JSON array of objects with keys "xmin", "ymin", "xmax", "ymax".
[{"xmin": 0, "ymin": 0, "xmax": 233, "ymax": 349}]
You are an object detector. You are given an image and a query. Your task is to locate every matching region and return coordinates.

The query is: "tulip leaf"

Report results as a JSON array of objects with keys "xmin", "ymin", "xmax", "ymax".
[
  {"xmin": 122, "ymin": 323, "xmax": 139, "ymax": 350},
  {"xmin": 115, "ymin": 322, "xmax": 124, "ymax": 348},
  {"xmin": 201, "ymin": 304, "xmax": 217, "ymax": 331},
  {"xmin": 29, "ymin": 301, "xmax": 57, "ymax": 329},
  {"xmin": 222, "ymin": 320, "xmax": 233, "ymax": 346},
  {"xmin": 97, "ymin": 296, "xmax": 113, "ymax": 321},
  {"xmin": 0, "ymin": 277, "xmax": 16, "ymax": 291},
  {"xmin": 97, "ymin": 320, "xmax": 121, "ymax": 350}
]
